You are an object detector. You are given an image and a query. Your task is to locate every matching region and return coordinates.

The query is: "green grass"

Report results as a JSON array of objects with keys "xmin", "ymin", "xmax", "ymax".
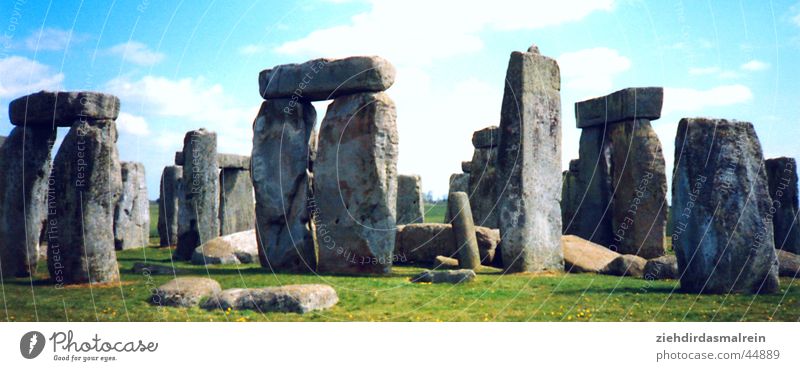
[
  {"xmin": 1, "ymin": 243, "xmax": 797, "ymax": 322},
  {"xmin": 423, "ymin": 201, "xmax": 447, "ymax": 224},
  {"xmin": 149, "ymin": 201, "xmax": 159, "ymax": 238}
]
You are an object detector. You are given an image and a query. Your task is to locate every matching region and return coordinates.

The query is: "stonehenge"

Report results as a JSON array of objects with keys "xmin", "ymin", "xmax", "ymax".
[
  {"xmin": 113, "ymin": 162, "xmax": 149, "ymax": 250},
  {"xmin": 175, "ymin": 129, "xmax": 220, "ymax": 260},
  {"xmin": 448, "ymin": 192, "xmax": 481, "ymax": 269},
  {"xmin": 672, "ymin": 118, "xmax": 779, "ymax": 294},
  {"xmin": 445, "ymin": 173, "xmax": 470, "ymax": 222},
  {"xmin": 564, "ymin": 87, "xmax": 667, "ymax": 259},
  {"xmin": 397, "ymin": 174, "xmax": 424, "ymax": 224},
  {"xmin": 496, "ymin": 46, "xmax": 564, "ymax": 273},
  {"xmin": 157, "ymin": 166, "xmax": 183, "ymax": 247},
  {"xmin": 467, "ymin": 126, "xmax": 500, "ymax": 228},
  {"xmin": 765, "ymin": 157, "xmax": 799, "ymax": 254}
]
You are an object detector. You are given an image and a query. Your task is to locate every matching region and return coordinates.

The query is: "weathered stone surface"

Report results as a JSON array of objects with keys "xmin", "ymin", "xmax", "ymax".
[
  {"xmin": 777, "ymin": 250, "xmax": 800, "ymax": 277},
  {"xmin": 396, "ymin": 174, "xmax": 424, "ymax": 224},
  {"xmin": 672, "ymin": 118, "xmax": 779, "ymax": 294},
  {"xmin": 47, "ymin": 119, "xmax": 121, "ymax": 284},
  {"xmin": 394, "ymin": 223, "xmax": 498, "ymax": 265},
  {"xmin": 157, "ymin": 166, "xmax": 183, "ymax": 247},
  {"xmin": 175, "ymin": 129, "xmax": 219, "ymax": 261},
  {"xmin": 765, "ymin": 157, "xmax": 799, "ymax": 254},
  {"xmin": 0, "ymin": 126, "xmax": 55, "ymax": 277},
  {"xmin": 9, "ymin": 91, "xmax": 120, "ymax": 127},
  {"xmin": 600, "ymin": 254, "xmax": 647, "ymax": 277},
  {"xmin": 606, "ymin": 120, "xmax": 667, "ymax": 258},
  {"xmin": 497, "ymin": 48, "xmax": 563, "ymax": 273},
  {"xmin": 561, "ymin": 160, "xmax": 580, "ymax": 235},
  {"xmin": 314, "ymin": 92, "xmax": 398, "ymax": 274},
  {"xmin": 131, "ymin": 262, "xmax": 185, "ymax": 275},
  {"xmin": 472, "ymin": 126, "xmax": 498, "ymax": 148},
  {"xmin": 258, "ymin": 56, "xmax": 396, "ymax": 101},
  {"xmin": 219, "ymin": 168, "xmax": 255, "ymax": 236},
  {"xmin": 201, "ymin": 284, "xmax": 338, "ymax": 313},
  {"xmin": 567, "ymin": 126, "xmax": 614, "ymax": 246},
  {"xmin": 468, "ymin": 140, "xmax": 499, "ymax": 228},
  {"xmin": 191, "ymin": 229, "xmax": 258, "ymax": 265},
  {"xmin": 174, "ymin": 151, "xmax": 184, "ymax": 166},
  {"xmin": 643, "ymin": 255, "xmax": 678, "ymax": 280},
  {"xmin": 113, "ymin": 162, "xmax": 149, "ymax": 250},
  {"xmin": 445, "ymin": 173, "xmax": 470, "ymax": 222},
  {"xmin": 217, "ymin": 153, "xmax": 250, "ymax": 169},
  {"xmin": 448, "ymin": 192, "xmax": 481, "ymax": 269},
  {"xmin": 561, "ymin": 235, "xmax": 619, "ymax": 274},
  {"xmin": 461, "ymin": 161, "xmax": 472, "ymax": 173},
  {"xmin": 432, "ymin": 255, "xmax": 459, "ymax": 269},
  {"xmin": 412, "ymin": 269, "xmax": 476, "ymax": 284},
  {"xmin": 252, "ymin": 99, "xmax": 316, "ymax": 272},
  {"xmin": 150, "ymin": 277, "xmax": 222, "ymax": 307},
  {"xmin": 575, "ymin": 87, "xmax": 663, "ymax": 128}
]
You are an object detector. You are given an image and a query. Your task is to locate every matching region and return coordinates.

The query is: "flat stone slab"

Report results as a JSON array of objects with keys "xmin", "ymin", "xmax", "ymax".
[
  {"xmin": 562, "ymin": 235, "xmax": 620, "ymax": 274},
  {"xmin": 394, "ymin": 223, "xmax": 499, "ymax": 266},
  {"xmin": 200, "ymin": 284, "xmax": 338, "ymax": 314},
  {"xmin": 175, "ymin": 151, "xmax": 249, "ymax": 169},
  {"xmin": 575, "ymin": 87, "xmax": 663, "ymax": 128},
  {"xmin": 258, "ymin": 56, "xmax": 396, "ymax": 101},
  {"xmin": 411, "ymin": 269, "xmax": 476, "ymax": 284},
  {"xmin": 643, "ymin": 255, "xmax": 678, "ymax": 280},
  {"xmin": 777, "ymin": 250, "xmax": 800, "ymax": 277},
  {"xmin": 9, "ymin": 90, "xmax": 120, "ymax": 127},
  {"xmin": 191, "ymin": 229, "xmax": 258, "ymax": 265},
  {"xmin": 432, "ymin": 255, "xmax": 459, "ymax": 269},
  {"xmin": 151, "ymin": 277, "xmax": 222, "ymax": 307},
  {"xmin": 599, "ymin": 254, "xmax": 647, "ymax": 278}
]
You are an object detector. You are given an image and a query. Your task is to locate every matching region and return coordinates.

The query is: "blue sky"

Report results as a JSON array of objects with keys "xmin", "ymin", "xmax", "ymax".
[{"xmin": 1, "ymin": 0, "xmax": 798, "ymax": 200}]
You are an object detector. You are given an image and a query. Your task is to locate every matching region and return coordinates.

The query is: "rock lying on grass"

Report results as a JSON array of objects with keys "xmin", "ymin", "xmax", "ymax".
[
  {"xmin": 131, "ymin": 262, "xmax": 184, "ymax": 275},
  {"xmin": 643, "ymin": 255, "xmax": 679, "ymax": 280},
  {"xmin": 600, "ymin": 254, "xmax": 647, "ymax": 278},
  {"xmin": 151, "ymin": 277, "xmax": 222, "ymax": 307},
  {"xmin": 432, "ymin": 256, "xmax": 459, "ymax": 269},
  {"xmin": 200, "ymin": 284, "xmax": 338, "ymax": 314},
  {"xmin": 191, "ymin": 229, "xmax": 258, "ymax": 265},
  {"xmin": 395, "ymin": 223, "xmax": 500, "ymax": 265},
  {"xmin": 777, "ymin": 250, "xmax": 800, "ymax": 277},
  {"xmin": 411, "ymin": 269, "xmax": 476, "ymax": 284},
  {"xmin": 561, "ymin": 235, "xmax": 620, "ymax": 273}
]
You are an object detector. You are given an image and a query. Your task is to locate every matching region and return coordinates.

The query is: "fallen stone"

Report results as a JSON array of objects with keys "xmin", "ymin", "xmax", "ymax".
[
  {"xmin": 113, "ymin": 162, "xmax": 149, "ymax": 250},
  {"xmin": 561, "ymin": 235, "xmax": 620, "ymax": 274},
  {"xmin": 412, "ymin": 269, "xmax": 476, "ymax": 284},
  {"xmin": 672, "ymin": 118, "xmax": 779, "ymax": 294},
  {"xmin": 200, "ymin": 284, "xmax": 338, "ymax": 313},
  {"xmin": 314, "ymin": 92, "xmax": 399, "ymax": 274},
  {"xmin": 9, "ymin": 90, "xmax": 120, "ymax": 127},
  {"xmin": 765, "ymin": 157, "xmax": 799, "ymax": 254},
  {"xmin": 497, "ymin": 47, "xmax": 563, "ymax": 273},
  {"xmin": 600, "ymin": 254, "xmax": 647, "ymax": 277},
  {"xmin": 575, "ymin": 87, "xmax": 663, "ymax": 128},
  {"xmin": 394, "ymin": 223, "xmax": 499, "ymax": 266},
  {"xmin": 219, "ymin": 168, "xmax": 255, "ymax": 236},
  {"xmin": 643, "ymin": 255, "xmax": 678, "ymax": 280},
  {"xmin": 777, "ymin": 250, "xmax": 800, "ymax": 277},
  {"xmin": 151, "ymin": 277, "xmax": 222, "ymax": 307},
  {"xmin": 258, "ymin": 56, "xmax": 396, "ymax": 101},
  {"xmin": 175, "ymin": 129, "xmax": 219, "ymax": 261},
  {"xmin": 158, "ymin": 166, "xmax": 183, "ymax": 247},
  {"xmin": 432, "ymin": 255, "xmax": 459, "ymax": 269},
  {"xmin": 396, "ymin": 174, "xmax": 424, "ymax": 225},
  {"xmin": 191, "ymin": 229, "xmax": 258, "ymax": 265}
]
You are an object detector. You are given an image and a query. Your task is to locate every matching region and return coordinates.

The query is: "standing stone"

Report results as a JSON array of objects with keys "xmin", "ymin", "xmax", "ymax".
[
  {"xmin": 448, "ymin": 192, "xmax": 481, "ymax": 269},
  {"xmin": 468, "ymin": 126, "xmax": 499, "ymax": 228},
  {"xmin": 314, "ymin": 92, "xmax": 398, "ymax": 274},
  {"xmin": 561, "ymin": 160, "xmax": 580, "ymax": 235},
  {"xmin": 0, "ymin": 126, "xmax": 55, "ymax": 277},
  {"xmin": 251, "ymin": 99, "xmax": 316, "ymax": 272},
  {"xmin": 48, "ymin": 119, "xmax": 122, "ymax": 284},
  {"xmin": 765, "ymin": 157, "xmax": 799, "ymax": 254},
  {"xmin": 396, "ymin": 174, "xmax": 424, "ymax": 224},
  {"xmin": 497, "ymin": 47, "xmax": 564, "ymax": 273},
  {"xmin": 445, "ymin": 173, "xmax": 469, "ymax": 222},
  {"xmin": 157, "ymin": 166, "xmax": 183, "ymax": 247},
  {"xmin": 569, "ymin": 126, "xmax": 614, "ymax": 246},
  {"xmin": 175, "ymin": 129, "xmax": 219, "ymax": 261},
  {"xmin": 672, "ymin": 118, "xmax": 779, "ymax": 294},
  {"xmin": 219, "ymin": 168, "xmax": 255, "ymax": 236},
  {"xmin": 113, "ymin": 162, "xmax": 149, "ymax": 250}
]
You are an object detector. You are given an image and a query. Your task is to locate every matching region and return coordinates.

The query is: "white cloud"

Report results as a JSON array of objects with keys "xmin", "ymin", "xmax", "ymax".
[
  {"xmin": 108, "ymin": 41, "xmax": 165, "ymax": 66},
  {"xmin": 0, "ymin": 56, "xmax": 64, "ymax": 98},
  {"xmin": 24, "ymin": 28, "xmax": 88, "ymax": 51},
  {"xmin": 558, "ymin": 47, "xmax": 631, "ymax": 97},
  {"xmin": 116, "ymin": 112, "xmax": 150, "ymax": 136},
  {"xmin": 662, "ymin": 85, "xmax": 753, "ymax": 115},
  {"xmin": 276, "ymin": 0, "xmax": 614, "ymax": 66},
  {"xmin": 238, "ymin": 44, "xmax": 266, "ymax": 55},
  {"xmin": 740, "ymin": 60, "xmax": 769, "ymax": 71},
  {"xmin": 689, "ymin": 66, "xmax": 720, "ymax": 75}
]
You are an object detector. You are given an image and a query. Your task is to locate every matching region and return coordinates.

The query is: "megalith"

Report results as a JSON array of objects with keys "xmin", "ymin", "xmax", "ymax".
[
  {"xmin": 672, "ymin": 118, "xmax": 779, "ymax": 294},
  {"xmin": 157, "ymin": 166, "xmax": 183, "ymax": 247},
  {"xmin": 219, "ymin": 167, "xmax": 255, "ymax": 236},
  {"xmin": 445, "ymin": 173, "xmax": 469, "ymax": 223},
  {"xmin": 765, "ymin": 157, "xmax": 799, "ymax": 254},
  {"xmin": 497, "ymin": 46, "xmax": 564, "ymax": 273},
  {"xmin": 113, "ymin": 162, "xmax": 149, "ymax": 250},
  {"xmin": 448, "ymin": 192, "xmax": 481, "ymax": 269},
  {"xmin": 175, "ymin": 129, "xmax": 219, "ymax": 260},
  {"xmin": 468, "ymin": 126, "xmax": 499, "ymax": 228},
  {"xmin": 397, "ymin": 174, "xmax": 424, "ymax": 224}
]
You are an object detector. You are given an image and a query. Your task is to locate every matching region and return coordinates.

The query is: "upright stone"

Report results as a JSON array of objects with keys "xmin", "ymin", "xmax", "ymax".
[
  {"xmin": 219, "ymin": 168, "xmax": 255, "ymax": 236},
  {"xmin": 448, "ymin": 192, "xmax": 481, "ymax": 269},
  {"xmin": 569, "ymin": 126, "xmax": 614, "ymax": 246},
  {"xmin": 468, "ymin": 126, "xmax": 499, "ymax": 228},
  {"xmin": 445, "ymin": 173, "xmax": 469, "ymax": 222},
  {"xmin": 157, "ymin": 166, "xmax": 183, "ymax": 247},
  {"xmin": 0, "ymin": 126, "xmax": 55, "ymax": 277},
  {"xmin": 315, "ymin": 92, "xmax": 398, "ymax": 274},
  {"xmin": 672, "ymin": 118, "xmax": 779, "ymax": 294},
  {"xmin": 765, "ymin": 157, "xmax": 799, "ymax": 254},
  {"xmin": 113, "ymin": 162, "xmax": 149, "ymax": 250},
  {"xmin": 397, "ymin": 174, "xmax": 424, "ymax": 224},
  {"xmin": 561, "ymin": 159, "xmax": 580, "ymax": 235},
  {"xmin": 497, "ymin": 46, "xmax": 564, "ymax": 273},
  {"xmin": 175, "ymin": 129, "xmax": 219, "ymax": 261},
  {"xmin": 251, "ymin": 99, "xmax": 316, "ymax": 272}
]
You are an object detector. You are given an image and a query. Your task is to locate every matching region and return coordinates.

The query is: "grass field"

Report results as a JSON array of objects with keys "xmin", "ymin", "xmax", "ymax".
[{"xmin": 3, "ymin": 200, "xmax": 792, "ymax": 322}]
